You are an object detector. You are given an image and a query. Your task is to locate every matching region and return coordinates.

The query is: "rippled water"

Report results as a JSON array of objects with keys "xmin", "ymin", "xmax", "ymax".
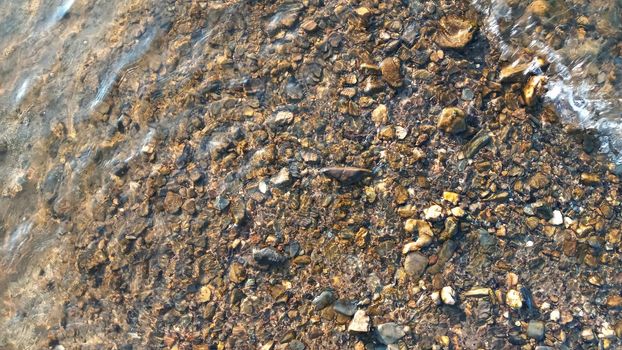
[
  {"xmin": 474, "ymin": 0, "xmax": 622, "ymax": 159},
  {"xmin": 0, "ymin": 0, "xmax": 620, "ymax": 346}
]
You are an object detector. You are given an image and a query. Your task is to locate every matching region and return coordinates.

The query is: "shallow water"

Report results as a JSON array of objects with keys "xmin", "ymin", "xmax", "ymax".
[
  {"xmin": 473, "ymin": 0, "xmax": 622, "ymax": 159},
  {"xmin": 0, "ymin": 0, "xmax": 620, "ymax": 348}
]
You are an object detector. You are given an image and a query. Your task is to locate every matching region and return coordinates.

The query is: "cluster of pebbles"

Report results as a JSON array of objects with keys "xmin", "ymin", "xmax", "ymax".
[{"xmin": 0, "ymin": 0, "xmax": 621, "ymax": 349}]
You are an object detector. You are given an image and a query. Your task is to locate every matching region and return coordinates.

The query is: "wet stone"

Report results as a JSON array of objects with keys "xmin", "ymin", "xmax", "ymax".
[
  {"xmin": 163, "ymin": 192, "xmax": 183, "ymax": 214},
  {"xmin": 379, "ymin": 57, "xmax": 402, "ymax": 88},
  {"xmin": 527, "ymin": 321, "xmax": 545, "ymax": 341},
  {"xmin": 312, "ymin": 290, "xmax": 336, "ymax": 310},
  {"xmin": 253, "ymin": 247, "xmax": 287, "ymax": 266},
  {"xmin": 321, "ymin": 167, "xmax": 372, "ymax": 185},
  {"xmin": 437, "ymin": 107, "xmax": 466, "ymax": 134},
  {"xmin": 214, "ymin": 196, "xmax": 230, "ymax": 211},
  {"xmin": 404, "ymin": 252, "xmax": 428, "ymax": 279},
  {"xmin": 266, "ymin": 110, "xmax": 294, "ymax": 129},
  {"xmin": 271, "ymin": 167, "xmax": 292, "ymax": 188},
  {"xmin": 348, "ymin": 310, "xmax": 370, "ymax": 333},
  {"xmin": 376, "ymin": 323, "xmax": 406, "ymax": 345},
  {"xmin": 435, "ymin": 16, "xmax": 476, "ymax": 49},
  {"xmin": 333, "ymin": 300, "xmax": 357, "ymax": 316},
  {"xmin": 463, "ymin": 130, "xmax": 491, "ymax": 158}
]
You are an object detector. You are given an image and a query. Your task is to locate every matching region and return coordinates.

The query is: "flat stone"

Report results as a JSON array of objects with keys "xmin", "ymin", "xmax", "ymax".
[
  {"xmin": 379, "ymin": 57, "xmax": 402, "ymax": 88},
  {"xmin": 253, "ymin": 247, "xmax": 286, "ymax": 266},
  {"xmin": 333, "ymin": 300, "xmax": 357, "ymax": 316},
  {"xmin": 348, "ymin": 310, "xmax": 370, "ymax": 333},
  {"xmin": 441, "ymin": 286, "xmax": 456, "ymax": 305},
  {"xmin": 164, "ymin": 192, "xmax": 183, "ymax": 214},
  {"xmin": 376, "ymin": 322, "xmax": 406, "ymax": 345},
  {"xmin": 214, "ymin": 196, "xmax": 230, "ymax": 211},
  {"xmin": 527, "ymin": 321, "xmax": 545, "ymax": 341},
  {"xmin": 271, "ymin": 167, "xmax": 292, "ymax": 188},
  {"xmin": 404, "ymin": 252, "xmax": 428, "ymax": 278},
  {"xmin": 266, "ymin": 110, "xmax": 294, "ymax": 128},
  {"xmin": 437, "ymin": 107, "xmax": 466, "ymax": 134},
  {"xmin": 312, "ymin": 290, "xmax": 336, "ymax": 310},
  {"xmin": 321, "ymin": 166, "xmax": 372, "ymax": 185}
]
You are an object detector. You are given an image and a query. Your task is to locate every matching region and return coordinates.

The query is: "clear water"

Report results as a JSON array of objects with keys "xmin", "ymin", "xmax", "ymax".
[
  {"xmin": 0, "ymin": 0, "xmax": 621, "ymax": 347},
  {"xmin": 473, "ymin": 0, "xmax": 622, "ymax": 160}
]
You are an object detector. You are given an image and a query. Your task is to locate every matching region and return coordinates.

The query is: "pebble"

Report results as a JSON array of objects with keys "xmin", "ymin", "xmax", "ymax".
[
  {"xmin": 442, "ymin": 191, "xmax": 459, "ymax": 205},
  {"xmin": 348, "ymin": 310, "xmax": 370, "ymax": 333},
  {"xmin": 441, "ymin": 286, "xmax": 456, "ymax": 305},
  {"xmin": 581, "ymin": 328, "xmax": 596, "ymax": 342},
  {"xmin": 437, "ymin": 107, "xmax": 466, "ymax": 134},
  {"xmin": 549, "ymin": 210, "xmax": 563, "ymax": 225},
  {"xmin": 379, "ymin": 57, "xmax": 402, "ymax": 88},
  {"xmin": 463, "ymin": 287, "xmax": 492, "ymax": 298},
  {"xmin": 267, "ymin": 110, "xmax": 294, "ymax": 128},
  {"xmin": 253, "ymin": 247, "xmax": 287, "ymax": 266},
  {"xmin": 376, "ymin": 323, "xmax": 406, "ymax": 345},
  {"xmin": 312, "ymin": 290, "xmax": 336, "ymax": 310},
  {"xmin": 506, "ymin": 289, "xmax": 523, "ymax": 309},
  {"xmin": 163, "ymin": 191, "xmax": 183, "ymax": 214},
  {"xmin": 371, "ymin": 104, "xmax": 388, "ymax": 125},
  {"xmin": 527, "ymin": 321, "xmax": 545, "ymax": 341},
  {"xmin": 271, "ymin": 167, "xmax": 292, "ymax": 188},
  {"xmin": 213, "ymin": 196, "xmax": 230, "ymax": 211},
  {"xmin": 423, "ymin": 204, "xmax": 443, "ymax": 221},
  {"xmin": 403, "ymin": 252, "xmax": 428, "ymax": 278},
  {"xmin": 461, "ymin": 88, "xmax": 474, "ymax": 100},
  {"xmin": 549, "ymin": 309, "xmax": 560, "ymax": 321},
  {"xmin": 321, "ymin": 166, "xmax": 372, "ymax": 185},
  {"xmin": 435, "ymin": 16, "xmax": 476, "ymax": 49},
  {"xmin": 333, "ymin": 300, "xmax": 357, "ymax": 316}
]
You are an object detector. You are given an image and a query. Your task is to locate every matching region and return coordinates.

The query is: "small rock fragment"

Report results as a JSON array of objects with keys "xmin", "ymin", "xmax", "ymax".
[
  {"xmin": 376, "ymin": 323, "xmax": 406, "ymax": 345},
  {"xmin": 549, "ymin": 309, "xmax": 560, "ymax": 322},
  {"xmin": 549, "ymin": 210, "xmax": 563, "ymax": 226},
  {"xmin": 253, "ymin": 247, "xmax": 287, "ymax": 266},
  {"xmin": 424, "ymin": 204, "xmax": 444, "ymax": 221},
  {"xmin": 441, "ymin": 286, "xmax": 456, "ymax": 305},
  {"xmin": 163, "ymin": 192, "xmax": 183, "ymax": 214},
  {"xmin": 403, "ymin": 252, "xmax": 428, "ymax": 278},
  {"xmin": 523, "ymin": 75, "xmax": 546, "ymax": 106},
  {"xmin": 435, "ymin": 16, "xmax": 476, "ymax": 49},
  {"xmin": 506, "ymin": 289, "xmax": 523, "ymax": 310},
  {"xmin": 379, "ymin": 57, "xmax": 402, "ymax": 88},
  {"xmin": 271, "ymin": 167, "xmax": 292, "ymax": 188},
  {"xmin": 348, "ymin": 310, "xmax": 370, "ymax": 333},
  {"xmin": 321, "ymin": 167, "xmax": 372, "ymax": 185},
  {"xmin": 214, "ymin": 196, "xmax": 230, "ymax": 211},
  {"xmin": 463, "ymin": 130, "xmax": 492, "ymax": 159},
  {"xmin": 333, "ymin": 300, "xmax": 357, "ymax": 316},
  {"xmin": 463, "ymin": 287, "xmax": 492, "ymax": 298},
  {"xmin": 581, "ymin": 328, "xmax": 596, "ymax": 343},
  {"xmin": 266, "ymin": 110, "xmax": 294, "ymax": 128},
  {"xmin": 371, "ymin": 104, "xmax": 388, "ymax": 125},
  {"xmin": 527, "ymin": 321, "xmax": 545, "ymax": 341},
  {"xmin": 437, "ymin": 107, "xmax": 466, "ymax": 134},
  {"xmin": 312, "ymin": 290, "xmax": 336, "ymax": 310},
  {"xmin": 442, "ymin": 191, "xmax": 459, "ymax": 204}
]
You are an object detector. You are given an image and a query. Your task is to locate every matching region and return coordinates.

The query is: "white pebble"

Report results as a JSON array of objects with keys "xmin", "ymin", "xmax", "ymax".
[
  {"xmin": 550, "ymin": 309, "xmax": 560, "ymax": 322},
  {"xmin": 440, "ymin": 286, "xmax": 456, "ymax": 305},
  {"xmin": 549, "ymin": 210, "xmax": 563, "ymax": 225},
  {"xmin": 430, "ymin": 291, "xmax": 441, "ymax": 305},
  {"xmin": 424, "ymin": 204, "xmax": 443, "ymax": 221}
]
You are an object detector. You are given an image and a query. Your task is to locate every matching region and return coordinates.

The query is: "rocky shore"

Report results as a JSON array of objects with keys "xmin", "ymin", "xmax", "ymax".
[{"xmin": 1, "ymin": 0, "xmax": 621, "ymax": 349}]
